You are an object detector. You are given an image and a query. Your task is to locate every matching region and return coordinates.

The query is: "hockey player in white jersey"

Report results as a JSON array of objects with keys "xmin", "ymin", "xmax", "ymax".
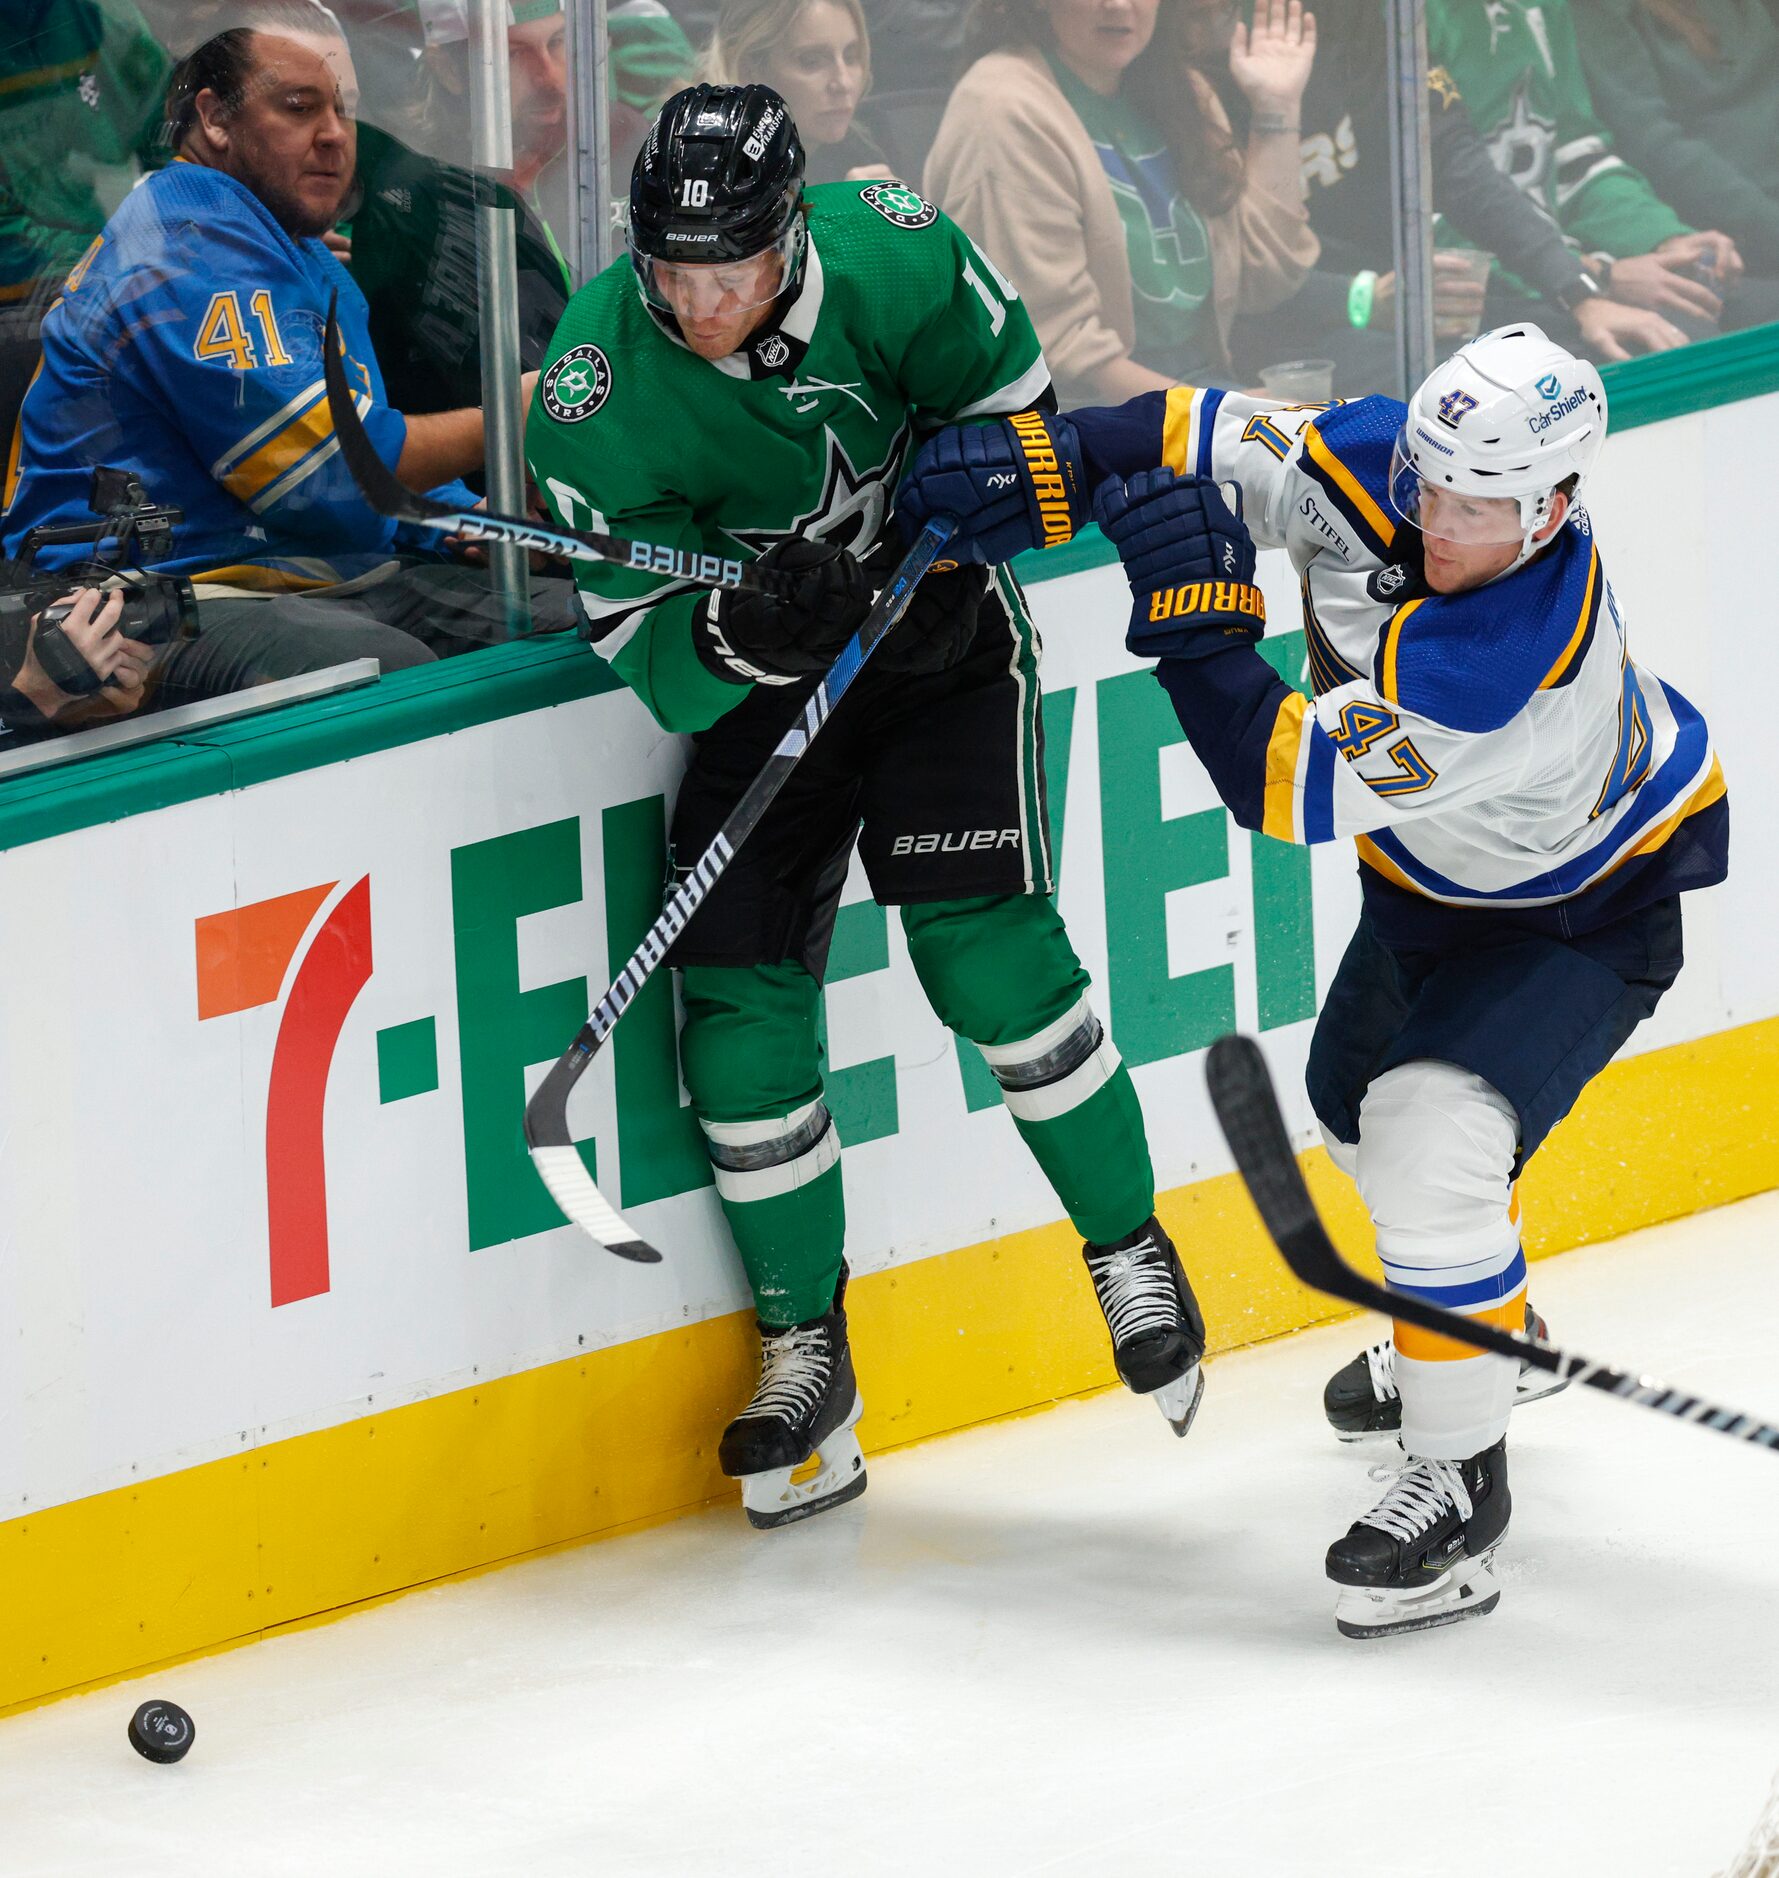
[{"xmin": 899, "ymin": 325, "xmax": 1729, "ymax": 1635}]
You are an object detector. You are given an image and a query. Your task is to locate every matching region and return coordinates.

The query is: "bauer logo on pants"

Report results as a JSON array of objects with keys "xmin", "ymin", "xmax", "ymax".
[{"xmin": 541, "ymin": 345, "xmax": 612, "ymax": 424}]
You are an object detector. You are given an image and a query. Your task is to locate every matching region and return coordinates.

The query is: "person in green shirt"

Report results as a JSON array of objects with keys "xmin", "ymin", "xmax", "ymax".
[
  {"xmin": 1427, "ymin": 0, "xmax": 1745, "ymax": 335},
  {"xmin": 1574, "ymin": 0, "xmax": 1779, "ymax": 326},
  {"xmin": 527, "ymin": 85, "xmax": 1203, "ymax": 1530}
]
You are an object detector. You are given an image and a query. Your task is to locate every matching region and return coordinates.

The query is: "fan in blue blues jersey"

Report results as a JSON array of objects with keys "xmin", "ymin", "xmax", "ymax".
[
  {"xmin": 2, "ymin": 2, "xmax": 571, "ymax": 717},
  {"xmin": 902, "ymin": 322, "xmax": 1727, "ymax": 1638}
]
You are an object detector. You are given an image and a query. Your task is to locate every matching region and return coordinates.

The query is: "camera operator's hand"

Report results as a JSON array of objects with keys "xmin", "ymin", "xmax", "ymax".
[{"xmin": 18, "ymin": 591, "xmax": 152, "ymax": 721}]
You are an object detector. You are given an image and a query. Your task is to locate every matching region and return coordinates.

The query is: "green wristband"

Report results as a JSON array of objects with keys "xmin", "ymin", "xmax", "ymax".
[{"xmin": 1348, "ymin": 269, "xmax": 1378, "ymax": 331}]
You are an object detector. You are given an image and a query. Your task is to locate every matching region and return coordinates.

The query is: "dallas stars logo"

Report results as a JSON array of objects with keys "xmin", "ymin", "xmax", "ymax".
[
  {"xmin": 1485, "ymin": 76, "xmax": 1559, "ymax": 201},
  {"xmin": 541, "ymin": 345, "xmax": 612, "ymax": 424},
  {"xmin": 859, "ymin": 183, "xmax": 938, "ymax": 231},
  {"xmin": 725, "ymin": 423, "xmax": 910, "ymax": 563}
]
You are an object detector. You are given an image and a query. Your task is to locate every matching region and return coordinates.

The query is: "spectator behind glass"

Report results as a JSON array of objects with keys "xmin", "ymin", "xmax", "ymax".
[
  {"xmin": 0, "ymin": 1, "xmax": 170, "ymax": 444},
  {"xmin": 1215, "ymin": 0, "xmax": 1689, "ymax": 385},
  {"xmin": 610, "ymin": 0, "xmax": 699, "ymax": 180},
  {"xmin": 347, "ymin": 4, "xmax": 574, "ymax": 422},
  {"xmin": 1427, "ymin": 0, "xmax": 1745, "ymax": 341},
  {"xmin": 1, "ymin": 2, "xmax": 573, "ymax": 720},
  {"xmin": 1575, "ymin": 0, "xmax": 1779, "ymax": 327},
  {"xmin": 926, "ymin": 0, "xmax": 1319, "ymax": 406},
  {"xmin": 702, "ymin": 0, "xmax": 894, "ymax": 183}
]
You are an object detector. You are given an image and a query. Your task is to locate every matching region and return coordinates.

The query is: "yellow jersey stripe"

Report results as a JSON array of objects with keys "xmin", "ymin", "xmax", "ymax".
[
  {"xmin": 1379, "ymin": 597, "xmax": 1425, "ymax": 706},
  {"xmin": 1394, "ymin": 1281, "xmax": 1529, "ymax": 1363},
  {"xmin": 1161, "ymin": 386, "xmax": 1200, "ymax": 476},
  {"xmin": 192, "ymin": 563, "xmax": 344, "ymax": 593},
  {"xmin": 1354, "ymin": 834, "xmax": 1425, "ymax": 894},
  {"xmin": 1261, "ymin": 690, "xmax": 1311, "ymax": 841},
  {"xmin": 1537, "ymin": 545, "xmax": 1599, "ymax": 690},
  {"xmin": 1303, "ymin": 422, "xmax": 1396, "ymax": 550},
  {"xmin": 219, "ymin": 392, "xmax": 335, "ymax": 508},
  {"xmin": 1608, "ymin": 754, "xmax": 1727, "ymax": 872},
  {"xmin": 4, "ymin": 355, "xmax": 41, "ymax": 513},
  {"xmin": 213, "ymin": 378, "xmax": 328, "ymax": 481}
]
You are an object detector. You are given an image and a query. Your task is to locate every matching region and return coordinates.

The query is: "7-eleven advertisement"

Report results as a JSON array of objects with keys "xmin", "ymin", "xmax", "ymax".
[{"xmin": 0, "ymin": 519, "xmax": 1752, "ymax": 1527}]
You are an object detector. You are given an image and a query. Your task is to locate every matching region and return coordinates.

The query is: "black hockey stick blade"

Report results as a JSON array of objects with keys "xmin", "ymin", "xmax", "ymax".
[
  {"xmin": 1205, "ymin": 1032, "xmax": 1779, "ymax": 1453},
  {"xmin": 320, "ymin": 296, "xmax": 783, "ymax": 595},
  {"xmin": 524, "ymin": 517, "xmax": 956, "ymax": 1261}
]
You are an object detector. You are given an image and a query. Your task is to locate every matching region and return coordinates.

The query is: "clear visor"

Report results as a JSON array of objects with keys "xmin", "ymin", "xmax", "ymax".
[
  {"xmin": 633, "ymin": 218, "xmax": 802, "ymax": 322},
  {"xmin": 1388, "ymin": 431, "xmax": 1534, "ymax": 545}
]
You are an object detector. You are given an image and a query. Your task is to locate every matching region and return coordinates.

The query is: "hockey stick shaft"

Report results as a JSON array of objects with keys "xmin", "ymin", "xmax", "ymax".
[
  {"xmin": 523, "ymin": 515, "xmax": 958, "ymax": 1262},
  {"xmin": 321, "ymin": 298, "xmax": 785, "ymax": 597},
  {"xmin": 1204, "ymin": 1033, "xmax": 1779, "ymax": 1452}
]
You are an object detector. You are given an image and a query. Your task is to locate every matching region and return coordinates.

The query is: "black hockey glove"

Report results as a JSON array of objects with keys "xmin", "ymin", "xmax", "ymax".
[
  {"xmin": 896, "ymin": 410, "xmax": 1092, "ymax": 565},
  {"xmin": 695, "ymin": 536, "xmax": 872, "ymax": 684},
  {"xmin": 863, "ymin": 541, "xmax": 991, "ymax": 675},
  {"xmin": 1094, "ymin": 468, "xmax": 1266, "ymax": 662}
]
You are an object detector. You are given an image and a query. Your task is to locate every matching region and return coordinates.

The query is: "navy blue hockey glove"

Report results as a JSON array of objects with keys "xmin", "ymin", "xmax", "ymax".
[
  {"xmin": 862, "ymin": 540, "xmax": 990, "ymax": 674},
  {"xmin": 1094, "ymin": 468, "xmax": 1266, "ymax": 661},
  {"xmin": 896, "ymin": 411, "xmax": 1091, "ymax": 565},
  {"xmin": 695, "ymin": 535, "xmax": 871, "ymax": 683}
]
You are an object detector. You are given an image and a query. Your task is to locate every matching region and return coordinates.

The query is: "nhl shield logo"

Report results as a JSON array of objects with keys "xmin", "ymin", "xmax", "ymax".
[
  {"xmin": 1368, "ymin": 562, "xmax": 1412, "ymax": 601},
  {"xmin": 860, "ymin": 182, "xmax": 938, "ymax": 230},
  {"xmin": 541, "ymin": 344, "xmax": 612, "ymax": 424},
  {"xmin": 756, "ymin": 333, "xmax": 791, "ymax": 369}
]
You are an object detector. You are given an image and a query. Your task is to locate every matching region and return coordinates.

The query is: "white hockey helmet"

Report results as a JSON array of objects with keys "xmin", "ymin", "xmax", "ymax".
[{"xmin": 1389, "ymin": 324, "xmax": 1607, "ymax": 559}]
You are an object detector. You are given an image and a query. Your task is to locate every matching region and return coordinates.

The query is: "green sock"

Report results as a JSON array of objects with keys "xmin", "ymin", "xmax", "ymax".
[{"xmin": 680, "ymin": 962, "xmax": 846, "ymax": 1328}]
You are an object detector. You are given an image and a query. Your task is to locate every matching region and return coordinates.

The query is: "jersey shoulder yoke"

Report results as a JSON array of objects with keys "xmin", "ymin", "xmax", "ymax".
[{"xmin": 1376, "ymin": 520, "xmax": 1605, "ymax": 733}]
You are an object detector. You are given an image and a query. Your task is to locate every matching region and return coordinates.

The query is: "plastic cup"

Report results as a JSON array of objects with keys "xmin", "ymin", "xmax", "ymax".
[
  {"xmin": 1434, "ymin": 247, "xmax": 1493, "ymax": 341},
  {"xmin": 1257, "ymin": 358, "xmax": 1336, "ymax": 401}
]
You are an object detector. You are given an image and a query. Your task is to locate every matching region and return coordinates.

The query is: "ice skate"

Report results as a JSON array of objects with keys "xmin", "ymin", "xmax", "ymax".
[
  {"xmin": 1083, "ymin": 1218, "xmax": 1206, "ymax": 1437},
  {"xmin": 1326, "ymin": 1438, "xmax": 1510, "ymax": 1638},
  {"xmin": 719, "ymin": 1267, "xmax": 866, "ymax": 1530},
  {"xmin": 1322, "ymin": 1302, "xmax": 1568, "ymax": 1441}
]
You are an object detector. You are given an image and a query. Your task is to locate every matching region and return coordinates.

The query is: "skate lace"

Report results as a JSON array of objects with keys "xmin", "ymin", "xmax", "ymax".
[
  {"xmin": 1360, "ymin": 1455, "xmax": 1472, "ymax": 1543},
  {"xmin": 1363, "ymin": 1337, "xmax": 1399, "ymax": 1404},
  {"xmin": 1085, "ymin": 1239, "xmax": 1180, "ymax": 1348},
  {"xmin": 742, "ymin": 1325, "xmax": 832, "ymax": 1425}
]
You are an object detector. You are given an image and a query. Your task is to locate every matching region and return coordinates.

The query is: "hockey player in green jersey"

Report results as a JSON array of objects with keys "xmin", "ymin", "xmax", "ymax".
[{"xmin": 525, "ymin": 84, "xmax": 1204, "ymax": 1529}]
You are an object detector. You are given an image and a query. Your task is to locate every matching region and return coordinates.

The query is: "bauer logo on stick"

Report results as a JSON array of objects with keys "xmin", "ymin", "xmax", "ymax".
[
  {"xmin": 541, "ymin": 345, "xmax": 613, "ymax": 424},
  {"xmin": 859, "ymin": 183, "xmax": 937, "ymax": 230}
]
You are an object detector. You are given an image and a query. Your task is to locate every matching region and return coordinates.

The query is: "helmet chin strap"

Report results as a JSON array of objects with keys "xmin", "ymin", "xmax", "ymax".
[{"xmin": 1486, "ymin": 485, "xmax": 1565, "ymax": 583}]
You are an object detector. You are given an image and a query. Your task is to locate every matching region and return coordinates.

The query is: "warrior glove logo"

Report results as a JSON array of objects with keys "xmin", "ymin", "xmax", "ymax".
[
  {"xmin": 541, "ymin": 345, "xmax": 612, "ymax": 424},
  {"xmin": 1006, "ymin": 410, "xmax": 1078, "ymax": 548},
  {"xmin": 1436, "ymin": 389, "xmax": 1478, "ymax": 429},
  {"xmin": 860, "ymin": 182, "xmax": 938, "ymax": 230},
  {"xmin": 1147, "ymin": 580, "xmax": 1266, "ymax": 625}
]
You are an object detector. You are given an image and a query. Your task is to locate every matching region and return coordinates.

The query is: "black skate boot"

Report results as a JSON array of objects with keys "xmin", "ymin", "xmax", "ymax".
[
  {"xmin": 1082, "ymin": 1218, "xmax": 1207, "ymax": 1438},
  {"xmin": 1326, "ymin": 1437, "xmax": 1510, "ymax": 1638},
  {"xmin": 1322, "ymin": 1302, "xmax": 1568, "ymax": 1441},
  {"xmin": 719, "ymin": 1266, "xmax": 866, "ymax": 1530}
]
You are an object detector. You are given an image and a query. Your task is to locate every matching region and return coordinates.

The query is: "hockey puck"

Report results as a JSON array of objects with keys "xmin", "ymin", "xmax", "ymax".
[{"xmin": 128, "ymin": 1699, "xmax": 194, "ymax": 1764}]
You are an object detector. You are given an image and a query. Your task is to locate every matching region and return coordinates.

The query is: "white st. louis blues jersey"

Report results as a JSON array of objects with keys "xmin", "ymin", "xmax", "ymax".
[{"xmin": 1075, "ymin": 386, "xmax": 1726, "ymax": 917}]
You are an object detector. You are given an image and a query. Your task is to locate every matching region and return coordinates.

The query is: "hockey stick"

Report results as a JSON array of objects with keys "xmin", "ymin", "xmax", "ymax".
[
  {"xmin": 1204, "ymin": 1032, "xmax": 1779, "ymax": 1453},
  {"xmin": 321, "ymin": 298, "xmax": 787, "ymax": 598},
  {"xmin": 524, "ymin": 514, "xmax": 956, "ymax": 1261}
]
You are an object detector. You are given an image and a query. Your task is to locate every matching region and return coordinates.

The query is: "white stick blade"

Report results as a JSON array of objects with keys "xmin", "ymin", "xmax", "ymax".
[{"xmin": 530, "ymin": 1146, "xmax": 661, "ymax": 1263}]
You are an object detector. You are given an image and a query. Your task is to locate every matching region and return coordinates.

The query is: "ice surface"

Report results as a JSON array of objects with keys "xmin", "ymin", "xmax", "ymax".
[{"xmin": 5, "ymin": 1193, "xmax": 1778, "ymax": 1877}]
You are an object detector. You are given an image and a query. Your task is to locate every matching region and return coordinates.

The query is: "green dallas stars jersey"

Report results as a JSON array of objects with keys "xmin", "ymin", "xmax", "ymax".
[
  {"xmin": 524, "ymin": 181, "xmax": 1049, "ymax": 733},
  {"xmin": 1426, "ymin": 0, "xmax": 1688, "ymax": 261}
]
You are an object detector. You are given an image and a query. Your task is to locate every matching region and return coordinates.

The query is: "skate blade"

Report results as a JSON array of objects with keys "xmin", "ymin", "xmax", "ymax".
[
  {"xmin": 738, "ymin": 1395, "xmax": 867, "ymax": 1531},
  {"xmin": 1333, "ymin": 1552, "xmax": 1502, "ymax": 1640},
  {"xmin": 1149, "ymin": 1363, "xmax": 1204, "ymax": 1439},
  {"xmin": 1514, "ymin": 1369, "xmax": 1571, "ymax": 1407}
]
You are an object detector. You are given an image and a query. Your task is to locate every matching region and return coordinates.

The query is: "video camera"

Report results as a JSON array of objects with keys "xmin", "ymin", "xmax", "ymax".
[{"xmin": 0, "ymin": 467, "xmax": 197, "ymax": 697}]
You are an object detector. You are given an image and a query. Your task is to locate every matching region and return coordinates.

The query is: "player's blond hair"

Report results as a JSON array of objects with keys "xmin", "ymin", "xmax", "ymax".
[{"xmin": 701, "ymin": 0, "xmax": 873, "ymax": 102}]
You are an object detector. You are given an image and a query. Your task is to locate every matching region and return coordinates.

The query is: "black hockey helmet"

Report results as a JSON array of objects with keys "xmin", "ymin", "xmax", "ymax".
[{"xmin": 628, "ymin": 84, "xmax": 807, "ymax": 313}]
